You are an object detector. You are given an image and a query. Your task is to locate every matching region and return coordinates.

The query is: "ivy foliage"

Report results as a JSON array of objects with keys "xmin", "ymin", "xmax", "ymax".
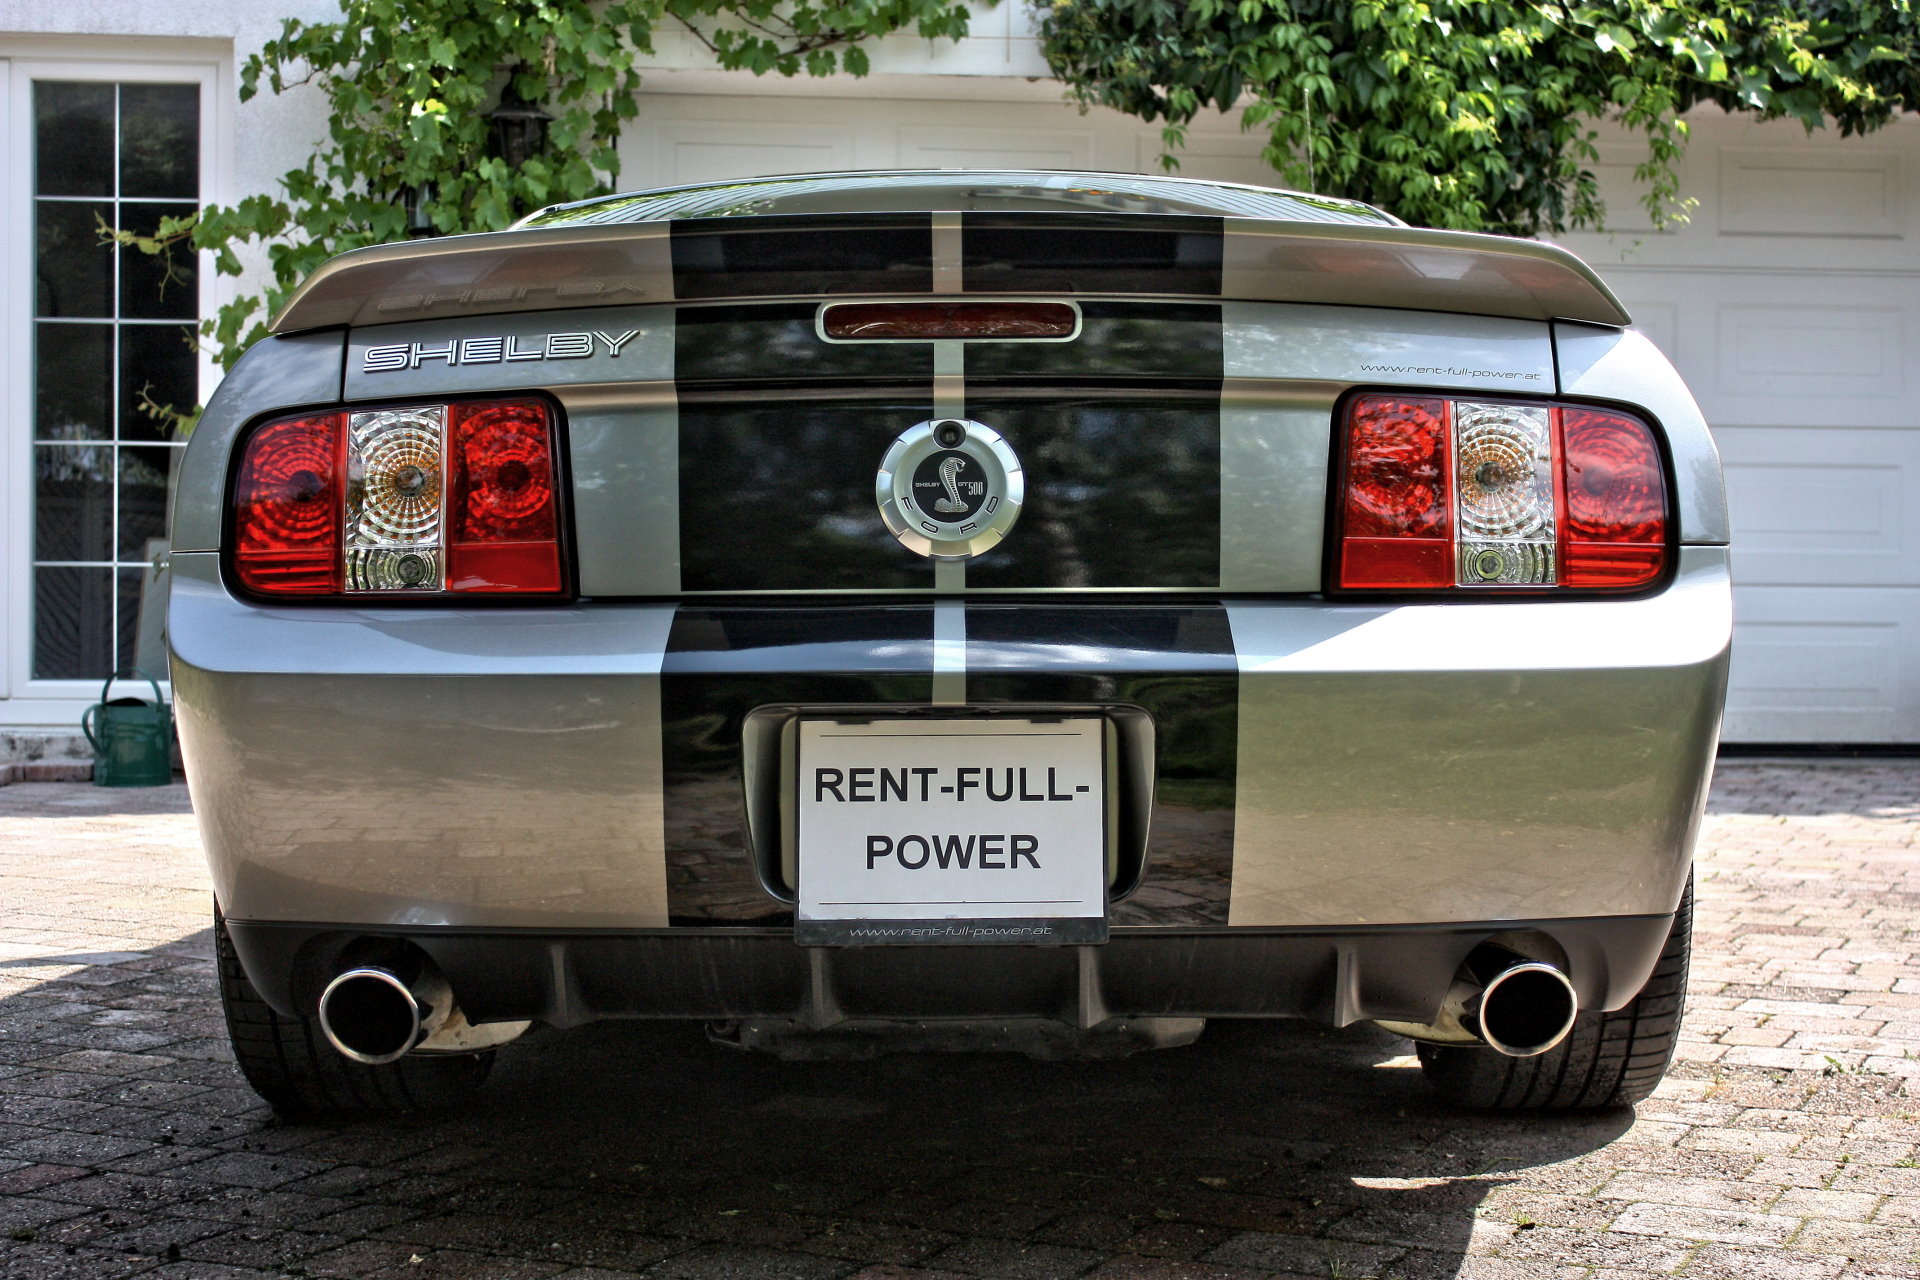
[
  {"xmin": 1034, "ymin": 0, "xmax": 1920, "ymax": 236},
  {"xmin": 183, "ymin": 0, "xmax": 974, "ymax": 370}
]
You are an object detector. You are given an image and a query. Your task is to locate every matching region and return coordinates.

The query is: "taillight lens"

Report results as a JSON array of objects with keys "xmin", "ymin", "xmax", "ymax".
[
  {"xmin": 1560, "ymin": 407, "xmax": 1667, "ymax": 588},
  {"xmin": 447, "ymin": 401, "xmax": 562, "ymax": 593},
  {"xmin": 230, "ymin": 398, "xmax": 565, "ymax": 598},
  {"xmin": 1334, "ymin": 394, "xmax": 1667, "ymax": 593},
  {"xmin": 1338, "ymin": 395, "xmax": 1451, "ymax": 588},
  {"xmin": 233, "ymin": 413, "xmax": 344, "ymax": 595}
]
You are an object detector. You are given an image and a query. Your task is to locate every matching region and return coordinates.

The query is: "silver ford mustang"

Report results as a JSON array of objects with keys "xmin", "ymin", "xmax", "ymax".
[{"xmin": 168, "ymin": 170, "xmax": 1729, "ymax": 1117}]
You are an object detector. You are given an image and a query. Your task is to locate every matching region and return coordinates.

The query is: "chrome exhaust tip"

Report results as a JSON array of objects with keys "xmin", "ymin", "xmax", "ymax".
[
  {"xmin": 317, "ymin": 966, "xmax": 450, "ymax": 1065},
  {"xmin": 1373, "ymin": 948, "xmax": 1579, "ymax": 1058},
  {"xmin": 1472, "ymin": 960, "xmax": 1578, "ymax": 1057}
]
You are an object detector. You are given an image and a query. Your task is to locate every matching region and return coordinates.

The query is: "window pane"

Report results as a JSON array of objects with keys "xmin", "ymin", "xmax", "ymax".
[
  {"xmin": 119, "ymin": 446, "xmax": 175, "ymax": 558},
  {"xmin": 36, "ymin": 200, "xmax": 113, "ymax": 318},
  {"xmin": 35, "ymin": 82, "xmax": 114, "ymax": 197},
  {"xmin": 118, "ymin": 568, "xmax": 153, "ymax": 680},
  {"xmin": 36, "ymin": 322, "xmax": 113, "ymax": 441},
  {"xmin": 120, "ymin": 84, "xmax": 199, "ymax": 198},
  {"xmin": 118, "ymin": 201, "xmax": 198, "ymax": 320},
  {"xmin": 35, "ymin": 445, "xmax": 115, "ymax": 563},
  {"xmin": 119, "ymin": 323, "xmax": 198, "ymax": 442},
  {"xmin": 33, "ymin": 566, "xmax": 113, "ymax": 680}
]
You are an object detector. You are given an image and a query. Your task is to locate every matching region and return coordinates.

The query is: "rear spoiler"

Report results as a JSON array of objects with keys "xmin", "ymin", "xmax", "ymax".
[{"xmin": 270, "ymin": 213, "xmax": 1631, "ymax": 333}]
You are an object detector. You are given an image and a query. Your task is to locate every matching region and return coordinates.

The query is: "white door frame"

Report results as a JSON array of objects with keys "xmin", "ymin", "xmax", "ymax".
[{"xmin": 1, "ymin": 45, "xmax": 227, "ymax": 727}]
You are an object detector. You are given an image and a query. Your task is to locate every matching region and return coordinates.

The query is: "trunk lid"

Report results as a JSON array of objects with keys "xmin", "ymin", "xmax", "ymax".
[{"xmin": 328, "ymin": 211, "xmax": 1576, "ymax": 597}]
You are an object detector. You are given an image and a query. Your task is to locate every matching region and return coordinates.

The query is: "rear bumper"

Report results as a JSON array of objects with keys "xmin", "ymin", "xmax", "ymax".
[
  {"xmin": 225, "ymin": 913, "xmax": 1675, "ymax": 1026},
  {"xmin": 171, "ymin": 546, "xmax": 1728, "ymax": 950}
]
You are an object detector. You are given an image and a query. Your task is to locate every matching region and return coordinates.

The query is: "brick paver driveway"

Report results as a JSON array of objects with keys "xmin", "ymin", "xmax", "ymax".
[{"xmin": 1, "ymin": 760, "xmax": 1915, "ymax": 1280}]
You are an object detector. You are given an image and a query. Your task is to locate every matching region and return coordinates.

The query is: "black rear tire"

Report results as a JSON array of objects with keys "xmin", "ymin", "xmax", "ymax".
[
  {"xmin": 215, "ymin": 906, "xmax": 492, "ymax": 1118},
  {"xmin": 1417, "ymin": 880, "xmax": 1693, "ymax": 1110}
]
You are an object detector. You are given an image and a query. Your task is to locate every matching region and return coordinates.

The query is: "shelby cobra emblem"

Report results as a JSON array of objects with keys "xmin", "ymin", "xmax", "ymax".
[{"xmin": 876, "ymin": 418, "xmax": 1024, "ymax": 559}]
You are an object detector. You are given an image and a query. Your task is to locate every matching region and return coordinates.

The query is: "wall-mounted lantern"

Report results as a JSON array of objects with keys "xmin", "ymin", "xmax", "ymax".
[
  {"xmin": 405, "ymin": 182, "xmax": 436, "ymax": 238},
  {"xmin": 487, "ymin": 71, "xmax": 553, "ymax": 171}
]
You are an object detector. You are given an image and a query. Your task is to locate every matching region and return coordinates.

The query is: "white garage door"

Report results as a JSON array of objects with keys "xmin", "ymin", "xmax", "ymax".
[{"xmin": 622, "ymin": 91, "xmax": 1920, "ymax": 744}]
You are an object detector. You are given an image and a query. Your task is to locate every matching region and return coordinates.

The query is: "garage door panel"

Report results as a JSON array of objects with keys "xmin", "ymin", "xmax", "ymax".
[
  {"xmin": 1600, "ymin": 274, "xmax": 1917, "ymax": 429},
  {"xmin": 1716, "ymin": 303, "xmax": 1905, "ymax": 400},
  {"xmin": 897, "ymin": 126, "xmax": 1091, "ymax": 170},
  {"xmin": 1562, "ymin": 115, "xmax": 1920, "ymax": 273},
  {"xmin": 1717, "ymin": 428, "xmax": 1918, "ymax": 585},
  {"xmin": 1134, "ymin": 134, "xmax": 1279, "ymax": 187},
  {"xmin": 652, "ymin": 121, "xmax": 854, "ymax": 186},
  {"xmin": 1725, "ymin": 590, "xmax": 1920, "ymax": 742},
  {"xmin": 1718, "ymin": 146, "xmax": 1908, "ymax": 238}
]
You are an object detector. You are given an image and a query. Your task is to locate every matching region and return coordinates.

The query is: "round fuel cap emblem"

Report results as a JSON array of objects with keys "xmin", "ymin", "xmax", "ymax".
[{"xmin": 876, "ymin": 418, "xmax": 1024, "ymax": 559}]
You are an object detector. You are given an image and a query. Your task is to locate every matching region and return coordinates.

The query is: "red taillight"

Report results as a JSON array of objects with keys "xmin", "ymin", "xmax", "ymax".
[
  {"xmin": 233, "ymin": 412, "xmax": 343, "ymax": 594},
  {"xmin": 230, "ymin": 399, "xmax": 565, "ymax": 598},
  {"xmin": 447, "ymin": 400, "xmax": 562, "ymax": 593},
  {"xmin": 1560, "ymin": 408, "xmax": 1667, "ymax": 589},
  {"xmin": 821, "ymin": 301, "xmax": 1079, "ymax": 340},
  {"xmin": 1338, "ymin": 396, "xmax": 1452, "ymax": 588},
  {"xmin": 1335, "ymin": 394, "xmax": 1668, "ymax": 593}
]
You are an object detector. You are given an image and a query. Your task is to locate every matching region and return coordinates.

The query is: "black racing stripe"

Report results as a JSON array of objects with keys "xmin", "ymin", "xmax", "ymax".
[
  {"xmin": 964, "ymin": 604, "xmax": 1236, "ymax": 673},
  {"xmin": 657, "ymin": 601, "xmax": 1240, "ymax": 929},
  {"xmin": 963, "ymin": 302, "xmax": 1223, "ymax": 380},
  {"xmin": 962, "ymin": 213, "xmax": 1224, "ymax": 296},
  {"xmin": 961, "ymin": 386, "xmax": 1222, "ymax": 589},
  {"xmin": 963, "ymin": 603, "xmax": 1238, "ymax": 928},
  {"xmin": 675, "ymin": 386, "xmax": 935, "ymax": 592},
  {"xmin": 671, "ymin": 214, "xmax": 934, "ymax": 299},
  {"xmin": 675, "ymin": 303, "xmax": 934, "ymax": 383},
  {"xmin": 673, "ymin": 301, "xmax": 1220, "ymax": 591},
  {"xmin": 660, "ymin": 605, "xmax": 937, "ymax": 927}
]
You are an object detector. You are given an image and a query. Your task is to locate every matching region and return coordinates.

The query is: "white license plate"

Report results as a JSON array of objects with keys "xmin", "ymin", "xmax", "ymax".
[{"xmin": 795, "ymin": 717, "xmax": 1108, "ymax": 945}]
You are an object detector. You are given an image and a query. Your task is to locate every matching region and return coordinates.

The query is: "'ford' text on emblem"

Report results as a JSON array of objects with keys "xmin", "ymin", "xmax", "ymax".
[{"xmin": 876, "ymin": 418, "xmax": 1024, "ymax": 559}]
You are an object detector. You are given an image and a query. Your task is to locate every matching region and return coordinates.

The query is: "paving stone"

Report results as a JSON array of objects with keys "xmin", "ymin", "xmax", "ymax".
[
  {"xmin": 643, "ymin": 1243, "xmax": 845, "ymax": 1279},
  {"xmin": 1690, "ymin": 1244, "xmax": 1854, "ymax": 1280},
  {"xmin": 1079, "ymin": 1257, "xmax": 1282, "ymax": 1280},
  {"xmin": 797, "ymin": 1219, "xmax": 957, "ymax": 1265},
  {"xmin": 1203, "ymin": 1230, "xmax": 1401, "ymax": 1276},
  {"xmin": 840, "ymin": 1266, "xmax": 974, "ymax": 1280},
  {"xmin": 0, "ymin": 1241, "xmax": 155, "ymax": 1279}
]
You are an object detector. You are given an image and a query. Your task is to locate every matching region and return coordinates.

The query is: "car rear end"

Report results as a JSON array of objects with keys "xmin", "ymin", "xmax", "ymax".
[{"xmin": 168, "ymin": 173, "xmax": 1729, "ymax": 1111}]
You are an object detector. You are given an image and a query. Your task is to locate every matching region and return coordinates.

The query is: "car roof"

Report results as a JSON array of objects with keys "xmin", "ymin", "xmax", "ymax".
[{"xmin": 516, "ymin": 169, "xmax": 1402, "ymax": 229}]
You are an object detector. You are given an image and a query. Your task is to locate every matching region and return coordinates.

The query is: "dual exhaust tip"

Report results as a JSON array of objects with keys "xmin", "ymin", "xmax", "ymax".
[
  {"xmin": 317, "ymin": 963, "xmax": 527, "ymax": 1064},
  {"xmin": 1378, "ymin": 948, "xmax": 1580, "ymax": 1058}
]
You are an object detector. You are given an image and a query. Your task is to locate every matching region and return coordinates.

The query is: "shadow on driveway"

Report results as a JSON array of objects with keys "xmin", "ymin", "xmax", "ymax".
[{"xmin": 2, "ymin": 929, "xmax": 1636, "ymax": 1278}]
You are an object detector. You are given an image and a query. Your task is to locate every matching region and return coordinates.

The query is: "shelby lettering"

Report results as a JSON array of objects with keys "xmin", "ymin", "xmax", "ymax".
[{"xmin": 361, "ymin": 329, "xmax": 641, "ymax": 373}]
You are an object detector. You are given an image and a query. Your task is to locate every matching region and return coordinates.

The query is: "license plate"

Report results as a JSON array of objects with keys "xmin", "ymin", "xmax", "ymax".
[{"xmin": 795, "ymin": 717, "xmax": 1108, "ymax": 945}]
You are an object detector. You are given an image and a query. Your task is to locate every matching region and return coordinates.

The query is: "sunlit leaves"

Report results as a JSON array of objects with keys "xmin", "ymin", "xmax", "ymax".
[{"xmin": 1035, "ymin": 0, "xmax": 1919, "ymax": 235}]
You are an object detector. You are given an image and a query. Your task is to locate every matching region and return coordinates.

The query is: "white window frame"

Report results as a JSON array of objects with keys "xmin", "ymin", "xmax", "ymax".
[{"xmin": 0, "ymin": 44, "xmax": 229, "ymax": 727}]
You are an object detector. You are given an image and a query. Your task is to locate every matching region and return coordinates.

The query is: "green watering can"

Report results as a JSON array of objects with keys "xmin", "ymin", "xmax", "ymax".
[{"xmin": 81, "ymin": 669, "xmax": 174, "ymax": 788}]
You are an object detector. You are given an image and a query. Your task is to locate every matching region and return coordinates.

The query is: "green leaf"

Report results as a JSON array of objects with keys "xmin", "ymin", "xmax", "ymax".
[{"xmin": 1032, "ymin": 0, "xmax": 1920, "ymax": 235}]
